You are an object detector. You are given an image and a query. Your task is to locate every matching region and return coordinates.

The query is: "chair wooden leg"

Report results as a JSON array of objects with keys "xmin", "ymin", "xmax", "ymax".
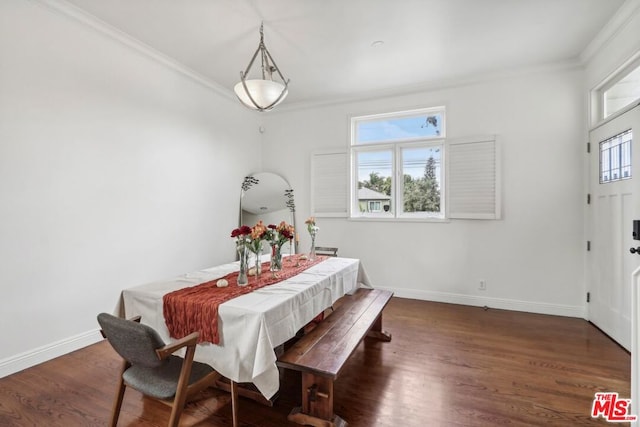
[
  {"xmin": 110, "ymin": 375, "xmax": 126, "ymax": 427},
  {"xmin": 168, "ymin": 344, "xmax": 198, "ymax": 427},
  {"xmin": 230, "ymin": 380, "xmax": 239, "ymax": 427},
  {"xmin": 168, "ymin": 382, "xmax": 189, "ymax": 427},
  {"xmin": 168, "ymin": 404, "xmax": 185, "ymax": 427}
]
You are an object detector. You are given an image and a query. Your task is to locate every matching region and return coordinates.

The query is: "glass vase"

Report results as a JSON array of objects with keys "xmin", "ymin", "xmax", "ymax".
[
  {"xmin": 309, "ymin": 234, "xmax": 317, "ymax": 261},
  {"xmin": 270, "ymin": 244, "xmax": 283, "ymax": 272},
  {"xmin": 254, "ymin": 250, "xmax": 262, "ymax": 277},
  {"xmin": 237, "ymin": 244, "xmax": 249, "ymax": 286},
  {"xmin": 289, "ymin": 238, "xmax": 294, "ymax": 261}
]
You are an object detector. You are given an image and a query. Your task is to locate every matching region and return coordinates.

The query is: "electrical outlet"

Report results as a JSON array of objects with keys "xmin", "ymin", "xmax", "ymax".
[{"xmin": 479, "ymin": 280, "xmax": 487, "ymax": 290}]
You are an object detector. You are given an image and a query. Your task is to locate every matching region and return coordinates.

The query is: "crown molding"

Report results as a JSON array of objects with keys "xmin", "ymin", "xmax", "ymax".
[
  {"xmin": 580, "ymin": 0, "xmax": 640, "ymax": 64},
  {"xmin": 32, "ymin": 0, "xmax": 235, "ymax": 101}
]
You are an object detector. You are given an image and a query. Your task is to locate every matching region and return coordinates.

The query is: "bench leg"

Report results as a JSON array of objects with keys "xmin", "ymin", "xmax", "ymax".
[
  {"xmin": 367, "ymin": 313, "xmax": 392, "ymax": 342},
  {"xmin": 287, "ymin": 373, "xmax": 347, "ymax": 427}
]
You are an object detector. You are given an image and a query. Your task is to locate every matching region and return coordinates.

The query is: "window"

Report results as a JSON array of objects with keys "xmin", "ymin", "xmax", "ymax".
[
  {"xmin": 310, "ymin": 110, "xmax": 500, "ymax": 221},
  {"xmin": 368, "ymin": 201, "xmax": 382, "ymax": 212},
  {"xmin": 604, "ymin": 65, "xmax": 640, "ymax": 119},
  {"xmin": 600, "ymin": 129, "xmax": 632, "ymax": 183},
  {"xmin": 353, "ymin": 109, "xmax": 443, "ymax": 143},
  {"xmin": 596, "ymin": 55, "xmax": 640, "ymax": 122},
  {"xmin": 351, "ymin": 107, "xmax": 445, "ymax": 219}
]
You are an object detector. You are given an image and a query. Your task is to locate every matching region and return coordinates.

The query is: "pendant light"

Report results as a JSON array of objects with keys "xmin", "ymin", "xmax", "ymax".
[{"xmin": 234, "ymin": 23, "xmax": 290, "ymax": 112}]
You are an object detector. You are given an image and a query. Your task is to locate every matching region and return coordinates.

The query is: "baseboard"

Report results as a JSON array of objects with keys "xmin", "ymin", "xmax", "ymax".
[
  {"xmin": 0, "ymin": 329, "xmax": 103, "ymax": 378},
  {"xmin": 378, "ymin": 286, "xmax": 587, "ymax": 319}
]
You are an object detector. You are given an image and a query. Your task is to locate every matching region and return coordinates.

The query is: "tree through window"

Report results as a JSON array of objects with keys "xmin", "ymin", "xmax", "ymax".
[{"xmin": 402, "ymin": 146, "xmax": 441, "ymax": 214}]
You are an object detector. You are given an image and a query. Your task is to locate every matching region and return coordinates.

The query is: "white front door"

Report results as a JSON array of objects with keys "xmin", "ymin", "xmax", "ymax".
[{"xmin": 588, "ymin": 105, "xmax": 640, "ymax": 351}]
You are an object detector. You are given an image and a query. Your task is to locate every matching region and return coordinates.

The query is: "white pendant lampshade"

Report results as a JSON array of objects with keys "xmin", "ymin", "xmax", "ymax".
[
  {"xmin": 234, "ymin": 79, "xmax": 288, "ymax": 110},
  {"xmin": 235, "ymin": 23, "xmax": 289, "ymax": 112}
]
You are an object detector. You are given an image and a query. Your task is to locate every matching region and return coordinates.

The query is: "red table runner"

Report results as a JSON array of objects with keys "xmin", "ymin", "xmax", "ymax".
[{"xmin": 163, "ymin": 254, "xmax": 327, "ymax": 344}]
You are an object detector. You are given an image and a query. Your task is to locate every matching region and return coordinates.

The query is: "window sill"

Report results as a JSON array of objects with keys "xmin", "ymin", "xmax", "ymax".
[{"xmin": 348, "ymin": 216, "xmax": 450, "ymax": 224}]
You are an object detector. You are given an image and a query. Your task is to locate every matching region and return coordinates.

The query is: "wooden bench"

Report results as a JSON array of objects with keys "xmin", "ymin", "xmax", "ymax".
[{"xmin": 277, "ymin": 288, "xmax": 393, "ymax": 427}]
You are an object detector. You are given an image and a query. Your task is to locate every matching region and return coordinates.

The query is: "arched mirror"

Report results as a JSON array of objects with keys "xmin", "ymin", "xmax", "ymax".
[{"xmin": 240, "ymin": 172, "xmax": 296, "ymax": 254}]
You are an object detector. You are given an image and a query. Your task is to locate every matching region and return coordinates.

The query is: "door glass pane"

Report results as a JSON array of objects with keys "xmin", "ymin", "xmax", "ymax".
[{"xmin": 600, "ymin": 129, "xmax": 632, "ymax": 183}]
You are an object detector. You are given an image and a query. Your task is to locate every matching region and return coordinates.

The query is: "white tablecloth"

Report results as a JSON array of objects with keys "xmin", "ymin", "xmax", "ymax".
[{"xmin": 118, "ymin": 256, "xmax": 371, "ymax": 399}]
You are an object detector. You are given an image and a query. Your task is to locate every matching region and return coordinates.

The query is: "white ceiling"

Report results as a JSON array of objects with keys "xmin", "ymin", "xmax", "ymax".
[{"xmin": 63, "ymin": 0, "xmax": 626, "ymax": 107}]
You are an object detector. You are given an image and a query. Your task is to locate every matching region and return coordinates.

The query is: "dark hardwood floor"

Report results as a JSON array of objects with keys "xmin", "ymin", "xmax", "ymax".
[{"xmin": 0, "ymin": 297, "xmax": 630, "ymax": 426}]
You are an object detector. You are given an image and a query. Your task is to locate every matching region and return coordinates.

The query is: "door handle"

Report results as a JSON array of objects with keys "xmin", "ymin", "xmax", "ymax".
[{"xmin": 631, "ymin": 247, "xmax": 640, "ymax": 254}]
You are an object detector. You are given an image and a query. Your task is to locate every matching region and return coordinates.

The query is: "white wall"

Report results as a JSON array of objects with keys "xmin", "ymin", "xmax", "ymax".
[
  {"xmin": 0, "ymin": 0, "xmax": 259, "ymax": 373},
  {"xmin": 261, "ymin": 67, "xmax": 586, "ymax": 317}
]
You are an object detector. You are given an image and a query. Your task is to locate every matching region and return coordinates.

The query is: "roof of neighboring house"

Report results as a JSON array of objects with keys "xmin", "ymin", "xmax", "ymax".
[{"xmin": 358, "ymin": 187, "xmax": 390, "ymax": 200}]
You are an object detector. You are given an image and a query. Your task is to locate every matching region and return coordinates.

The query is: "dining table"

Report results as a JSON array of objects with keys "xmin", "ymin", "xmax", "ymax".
[{"xmin": 116, "ymin": 255, "xmax": 372, "ymax": 400}]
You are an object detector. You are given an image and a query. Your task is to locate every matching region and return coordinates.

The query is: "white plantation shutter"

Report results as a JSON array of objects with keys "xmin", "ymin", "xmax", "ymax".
[
  {"xmin": 311, "ymin": 149, "xmax": 349, "ymax": 217},
  {"xmin": 447, "ymin": 136, "xmax": 501, "ymax": 219}
]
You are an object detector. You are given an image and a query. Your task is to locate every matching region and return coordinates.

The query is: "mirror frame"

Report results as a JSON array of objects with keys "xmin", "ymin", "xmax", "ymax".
[{"xmin": 239, "ymin": 172, "xmax": 296, "ymax": 253}]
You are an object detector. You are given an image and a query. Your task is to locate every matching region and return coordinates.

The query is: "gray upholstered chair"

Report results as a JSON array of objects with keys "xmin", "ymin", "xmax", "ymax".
[{"xmin": 97, "ymin": 313, "xmax": 238, "ymax": 427}]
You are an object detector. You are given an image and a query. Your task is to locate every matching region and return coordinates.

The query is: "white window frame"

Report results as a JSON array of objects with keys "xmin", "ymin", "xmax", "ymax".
[
  {"xmin": 350, "ymin": 107, "xmax": 446, "ymax": 220},
  {"xmin": 352, "ymin": 106, "xmax": 445, "ymax": 144},
  {"xmin": 310, "ymin": 112, "xmax": 500, "ymax": 221},
  {"xmin": 351, "ymin": 143, "xmax": 395, "ymax": 219},
  {"xmin": 592, "ymin": 51, "xmax": 640, "ymax": 126},
  {"xmin": 397, "ymin": 140, "xmax": 445, "ymax": 219}
]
